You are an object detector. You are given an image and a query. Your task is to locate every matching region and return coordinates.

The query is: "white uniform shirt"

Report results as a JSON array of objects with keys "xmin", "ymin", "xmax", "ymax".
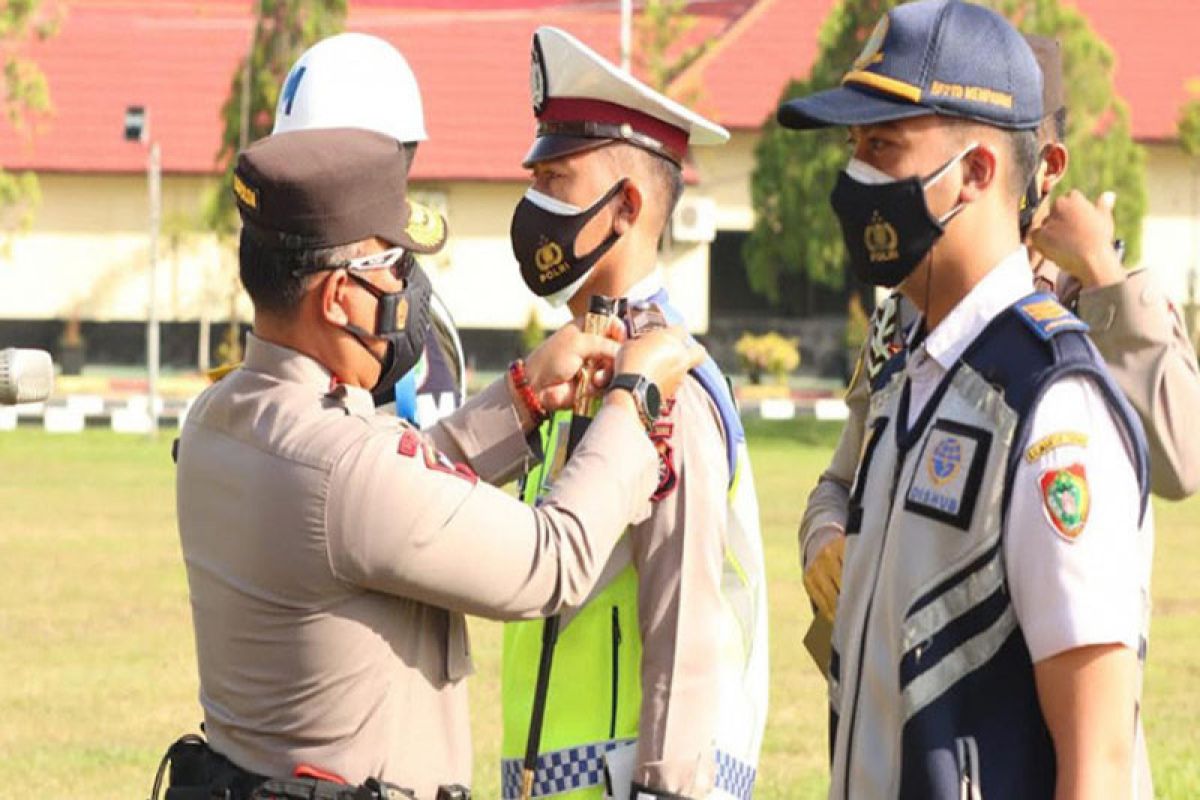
[{"xmin": 905, "ymin": 248, "xmax": 1152, "ymax": 663}]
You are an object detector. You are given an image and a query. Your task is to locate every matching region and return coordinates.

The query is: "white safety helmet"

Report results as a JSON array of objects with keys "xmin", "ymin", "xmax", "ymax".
[{"xmin": 272, "ymin": 32, "xmax": 427, "ymax": 143}]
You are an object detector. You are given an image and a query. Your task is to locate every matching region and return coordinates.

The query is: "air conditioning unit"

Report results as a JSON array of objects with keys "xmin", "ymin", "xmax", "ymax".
[{"xmin": 671, "ymin": 196, "xmax": 717, "ymax": 243}]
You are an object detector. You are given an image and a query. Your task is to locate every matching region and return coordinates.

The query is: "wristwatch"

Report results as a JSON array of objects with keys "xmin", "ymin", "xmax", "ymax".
[{"xmin": 607, "ymin": 373, "xmax": 662, "ymax": 432}]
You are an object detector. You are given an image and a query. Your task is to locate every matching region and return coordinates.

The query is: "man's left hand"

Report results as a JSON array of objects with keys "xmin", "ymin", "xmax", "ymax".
[{"xmin": 1030, "ymin": 190, "xmax": 1124, "ymax": 289}]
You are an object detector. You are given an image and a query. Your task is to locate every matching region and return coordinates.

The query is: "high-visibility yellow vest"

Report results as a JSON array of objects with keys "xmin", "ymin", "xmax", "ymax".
[
  {"xmin": 502, "ymin": 411, "xmax": 643, "ymax": 800},
  {"xmin": 500, "ymin": 332, "xmax": 769, "ymax": 799}
]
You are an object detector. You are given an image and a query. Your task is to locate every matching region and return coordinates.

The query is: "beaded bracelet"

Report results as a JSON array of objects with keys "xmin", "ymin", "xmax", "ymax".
[{"xmin": 508, "ymin": 359, "xmax": 548, "ymax": 425}]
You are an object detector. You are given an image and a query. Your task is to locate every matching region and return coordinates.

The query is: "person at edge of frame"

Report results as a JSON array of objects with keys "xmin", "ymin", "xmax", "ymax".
[
  {"xmin": 801, "ymin": 35, "xmax": 1200, "ymax": 626},
  {"xmin": 782, "ymin": 1, "xmax": 1154, "ymax": 797}
]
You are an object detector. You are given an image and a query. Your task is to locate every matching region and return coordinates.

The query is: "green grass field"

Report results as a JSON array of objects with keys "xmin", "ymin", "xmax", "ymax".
[{"xmin": 1, "ymin": 422, "xmax": 1196, "ymax": 797}]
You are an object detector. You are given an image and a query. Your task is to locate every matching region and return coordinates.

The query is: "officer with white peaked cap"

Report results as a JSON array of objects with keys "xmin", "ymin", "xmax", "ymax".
[{"xmin": 500, "ymin": 26, "xmax": 769, "ymax": 800}]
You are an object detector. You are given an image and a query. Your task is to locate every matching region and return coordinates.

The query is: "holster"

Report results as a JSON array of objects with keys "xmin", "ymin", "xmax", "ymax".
[
  {"xmin": 149, "ymin": 733, "xmax": 267, "ymax": 800},
  {"xmin": 149, "ymin": 732, "xmax": 449, "ymax": 800}
]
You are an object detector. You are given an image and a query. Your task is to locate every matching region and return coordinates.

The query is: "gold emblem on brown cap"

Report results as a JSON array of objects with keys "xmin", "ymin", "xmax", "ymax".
[
  {"xmin": 865, "ymin": 210, "xmax": 899, "ymax": 262},
  {"xmin": 404, "ymin": 201, "xmax": 446, "ymax": 250}
]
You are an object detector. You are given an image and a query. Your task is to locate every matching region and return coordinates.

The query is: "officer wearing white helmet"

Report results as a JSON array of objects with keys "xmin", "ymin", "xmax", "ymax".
[{"xmin": 273, "ymin": 32, "xmax": 466, "ymax": 426}]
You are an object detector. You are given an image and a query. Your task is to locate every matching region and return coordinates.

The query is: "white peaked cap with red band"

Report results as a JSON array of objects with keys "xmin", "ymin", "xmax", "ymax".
[{"xmin": 524, "ymin": 26, "xmax": 729, "ymax": 167}]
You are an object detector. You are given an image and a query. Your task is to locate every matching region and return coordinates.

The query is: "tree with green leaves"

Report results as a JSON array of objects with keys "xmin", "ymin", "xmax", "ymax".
[
  {"xmin": 1177, "ymin": 78, "xmax": 1200, "ymax": 340},
  {"xmin": 1, "ymin": 0, "xmax": 57, "ymax": 240},
  {"xmin": 202, "ymin": 0, "xmax": 346, "ymax": 364},
  {"xmin": 635, "ymin": 0, "xmax": 712, "ymax": 99},
  {"xmin": 745, "ymin": 0, "xmax": 1148, "ymax": 312},
  {"xmin": 203, "ymin": 0, "xmax": 347, "ymax": 235},
  {"xmin": 1180, "ymin": 80, "xmax": 1200, "ymax": 158}
]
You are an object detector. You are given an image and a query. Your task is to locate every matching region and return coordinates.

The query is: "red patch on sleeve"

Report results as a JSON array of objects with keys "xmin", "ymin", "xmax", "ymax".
[
  {"xmin": 397, "ymin": 429, "xmax": 421, "ymax": 457},
  {"xmin": 398, "ymin": 429, "xmax": 477, "ymax": 485},
  {"xmin": 651, "ymin": 435, "xmax": 678, "ymax": 502}
]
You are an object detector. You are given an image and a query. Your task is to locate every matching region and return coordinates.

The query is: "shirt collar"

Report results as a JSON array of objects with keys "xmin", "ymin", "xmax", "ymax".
[
  {"xmin": 622, "ymin": 269, "xmax": 664, "ymax": 304},
  {"xmin": 917, "ymin": 247, "xmax": 1034, "ymax": 370},
  {"xmin": 244, "ymin": 334, "xmax": 378, "ymax": 414},
  {"xmin": 243, "ymin": 333, "xmax": 333, "ymax": 387}
]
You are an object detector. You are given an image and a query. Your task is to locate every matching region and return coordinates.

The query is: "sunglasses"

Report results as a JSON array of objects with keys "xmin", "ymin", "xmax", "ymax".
[{"xmin": 293, "ymin": 247, "xmax": 415, "ymax": 281}]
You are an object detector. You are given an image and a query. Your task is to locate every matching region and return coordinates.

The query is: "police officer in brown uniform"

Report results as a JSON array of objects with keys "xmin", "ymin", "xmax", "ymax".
[
  {"xmin": 800, "ymin": 33, "xmax": 1200, "ymax": 621},
  {"xmin": 172, "ymin": 128, "xmax": 705, "ymax": 799}
]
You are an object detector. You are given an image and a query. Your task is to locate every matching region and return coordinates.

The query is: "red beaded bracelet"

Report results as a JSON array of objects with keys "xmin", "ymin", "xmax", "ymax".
[{"xmin": 508, "ymin": 359, "xmax": 548, "ymax": 425}]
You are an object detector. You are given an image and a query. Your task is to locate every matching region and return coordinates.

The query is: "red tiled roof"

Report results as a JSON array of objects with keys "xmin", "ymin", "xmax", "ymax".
[
  {"xmin": 0, "ymin": 0, "xmax": 742, "ymax": 179},
  {"xmin": 673, "ymin": 0, "xmax": 1200, "ymax": 142},
  {"xmin": 669, "ymin": 0, "xmax": 835, "ymax": 130},
  {"xmin": 1069, "ymin": 0, "xmax": 1200, "ymax": 143},
  {"xmin": 1, "ymin": 0, "xmax": 1195, "ymax": 181}
]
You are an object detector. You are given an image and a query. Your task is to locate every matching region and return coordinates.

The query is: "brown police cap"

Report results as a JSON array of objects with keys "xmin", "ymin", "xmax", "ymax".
[
  {"xmin": 233, "ymin": 127, "xmax": 447, "ymax": 254},
  {"xmin": 1024, "ymin": 34, "xmax": 1065, "ymax": 118}
]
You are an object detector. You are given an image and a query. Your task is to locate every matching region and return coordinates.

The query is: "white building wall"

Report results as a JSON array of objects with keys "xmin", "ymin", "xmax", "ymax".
[{"xmin": 4, "ymin": 135, "xmax": 1194, "ymax": 339}]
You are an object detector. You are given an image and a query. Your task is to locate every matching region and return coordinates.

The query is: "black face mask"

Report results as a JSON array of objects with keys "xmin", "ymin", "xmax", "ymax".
[
  {"xmin": 829, "ymin": 146, "xmax": 973, "ymax": 288},
  {"xmin": 344, "ymin": 259, "xmax": 433, "ymax": 406},
  {"xmin": 1018, "ymin": 146, "xmax": 1050, "ymax": 239},
  {"xmin": 510, "ymin": 179, "xmax": 627, "ymax": 308}
]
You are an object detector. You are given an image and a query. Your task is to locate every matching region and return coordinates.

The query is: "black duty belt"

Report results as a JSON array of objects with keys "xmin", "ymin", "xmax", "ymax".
[{"xmin": 149, "ymin": 733, "xmax": 470, "ymax": 800}]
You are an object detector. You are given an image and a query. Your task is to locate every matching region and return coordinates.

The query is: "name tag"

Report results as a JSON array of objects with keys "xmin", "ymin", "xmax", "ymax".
[{"xmin": 904, "ymin": 420, "xmax": 992, "ymax": 530}]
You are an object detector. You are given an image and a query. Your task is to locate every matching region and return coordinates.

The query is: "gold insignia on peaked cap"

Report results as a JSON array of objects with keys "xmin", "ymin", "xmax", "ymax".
[
  {"xmin": 403, "ymin": 200, "xmax": 447, "ymax": 251},
  {"xmin": 853, "ymin": 15, "xmax": 889, "ymax": 71},
  {"xmin": 865, "ymin": 211, "xmax": 899, "ymax": 263}
]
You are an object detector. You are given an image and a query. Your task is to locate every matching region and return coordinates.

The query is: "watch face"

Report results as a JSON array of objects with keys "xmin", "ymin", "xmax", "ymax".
[{"xmin": 642, "ymin": 380, "xmax": 662, "ymax": 420}]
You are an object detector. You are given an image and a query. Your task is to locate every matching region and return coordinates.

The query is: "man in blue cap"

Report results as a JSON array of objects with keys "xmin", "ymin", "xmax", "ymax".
[{"xmin": 778, "ymin": 2, "xmax": 1153, "ymax": 798}]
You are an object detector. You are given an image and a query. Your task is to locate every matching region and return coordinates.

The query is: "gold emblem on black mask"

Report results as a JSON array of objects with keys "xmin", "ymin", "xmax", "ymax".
[
  {"xmin": 864, "ymin": 210, "xmax": 899, "ymax": 263},
  {"xmin": 535, "ymin": 240, "xmax": 565, "ymax": 274}
]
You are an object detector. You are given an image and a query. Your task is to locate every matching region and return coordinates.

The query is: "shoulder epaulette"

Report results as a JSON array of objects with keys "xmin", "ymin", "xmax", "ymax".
[{"xmin": 1011, "ymin": 292, "xmax": 1089, "ymax": 341}]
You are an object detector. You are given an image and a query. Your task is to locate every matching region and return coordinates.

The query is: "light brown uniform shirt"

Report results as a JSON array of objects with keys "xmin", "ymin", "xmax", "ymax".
[
  {"xmin": 800, "ymin": 264, "xmax": 1200, "ymax": 563},
  {"xmin": 627, "ymin": 376, "xmax": 731, "ymax": 794},
  {"xmin": 176, "ymin": 334, "xmax": 657, "ymax": 799}
]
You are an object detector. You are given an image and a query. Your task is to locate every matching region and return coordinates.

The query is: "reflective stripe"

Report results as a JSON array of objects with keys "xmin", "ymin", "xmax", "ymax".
[
  {"xmin": 500, "ymin": 745, "xmax": 757, "ymax": 800},
  {"xmin": 901, "ymin": 602, "xmax": 1018, "ymax": 721},
  {"xmin": 900, "ymin": 548, "xmax": 1004, "ymax": 652},
  {"xmin": 501, "ymin": 740, "xmax": 634, "ymax": 799},
  {"xmin": 714, "ymin": 750, "xmax": 757, "ymax": 800}
]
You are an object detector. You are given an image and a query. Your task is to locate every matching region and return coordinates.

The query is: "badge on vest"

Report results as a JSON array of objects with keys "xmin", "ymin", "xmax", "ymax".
[
  {"xmin": 904, "ymin": 420, "xmax": 992, "ymax": 530},
  {"xmin": 1039, "ymin": 464, "xmax": 1090, "ymax": 541}
]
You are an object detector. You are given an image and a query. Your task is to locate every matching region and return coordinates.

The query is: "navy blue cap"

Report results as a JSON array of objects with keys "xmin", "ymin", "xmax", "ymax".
[{"xmin": 778, "ymin": 0, "xmax": 1042, "ymax": 131}]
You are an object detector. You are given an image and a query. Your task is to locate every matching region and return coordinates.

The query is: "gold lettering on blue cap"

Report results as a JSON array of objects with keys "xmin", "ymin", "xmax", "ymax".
[
  {"xmin": 233, "ymin": 173, "xmax": 258, "ymax": 210},
  {"xmin": 865, "ymin": 211, "xmax": 899, "ymax": 263},
  {"xmin": 852, "ymin": 16, "xmax": 889, "ymax": 71},
  {"xmin": 930, "ymin": 81, "xmax": 1013, "ymax": 110}
]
